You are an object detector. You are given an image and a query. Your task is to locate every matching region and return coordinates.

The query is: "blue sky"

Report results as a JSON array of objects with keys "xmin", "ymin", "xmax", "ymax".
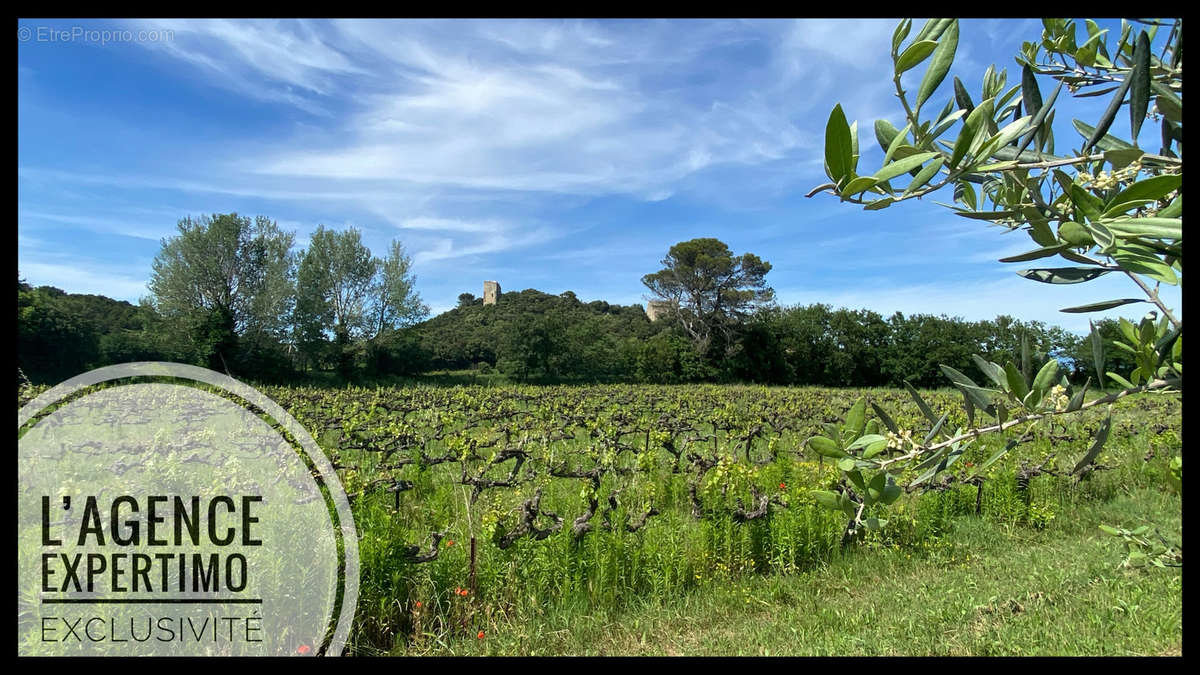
[{"xmin": 17, "ymin": 18, "xmax": 1181, "ymax": 334}]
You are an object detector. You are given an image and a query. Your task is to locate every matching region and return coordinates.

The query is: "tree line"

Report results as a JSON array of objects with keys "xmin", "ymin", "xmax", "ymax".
[
  {"xmin": 420, "ymin": 287, "xmax": 1122, "ymax": 386},
  {"xmin": 18, "ymin": 220, "xmax": 1126, "ymax": 387}
]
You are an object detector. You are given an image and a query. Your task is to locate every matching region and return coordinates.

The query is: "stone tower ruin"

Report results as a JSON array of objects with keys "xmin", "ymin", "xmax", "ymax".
[
  {"xmin": 645, "ymin": 300, "xmax": 671, "ymax": 321},
  {"xmin": 483, "ymin": 280, "xmax": 501, "ymax": 305}
]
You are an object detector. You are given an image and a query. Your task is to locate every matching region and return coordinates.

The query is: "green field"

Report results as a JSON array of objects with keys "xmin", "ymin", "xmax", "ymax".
[{"xmin": 18, "ymin": 382, "xmax": 1183, "ymax": 656}]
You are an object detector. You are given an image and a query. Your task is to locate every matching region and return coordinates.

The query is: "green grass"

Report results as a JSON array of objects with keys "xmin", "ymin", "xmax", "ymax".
[{"xmin": 400, "ymin": 486, "xmax": 1181, "ymax": 656}]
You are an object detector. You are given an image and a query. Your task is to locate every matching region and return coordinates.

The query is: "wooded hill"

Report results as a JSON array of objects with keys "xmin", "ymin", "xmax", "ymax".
[{"xmin": 416, "ymin": 289, "xmax": 666, "ymax": 380}]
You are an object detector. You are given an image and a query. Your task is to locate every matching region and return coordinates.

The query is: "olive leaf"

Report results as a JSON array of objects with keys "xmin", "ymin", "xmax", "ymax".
[{"xmin": 1129, "ymin": 30, "xmax": 1151, "ymax": 144}]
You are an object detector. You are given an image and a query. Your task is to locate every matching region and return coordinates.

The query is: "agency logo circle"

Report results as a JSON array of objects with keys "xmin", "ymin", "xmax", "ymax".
[{"xmin": 17, "ymin": 363, "xmax": 359, "ymax": 656}]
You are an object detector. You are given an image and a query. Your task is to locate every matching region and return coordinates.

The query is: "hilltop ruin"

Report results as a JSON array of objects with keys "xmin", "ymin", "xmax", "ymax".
[
  {"xmin": 645, "ymin": 300, "xmax": 671, "ymax": 322},
  {"xmin": 483, "ymin": 280, "xmax": 501, "ymax": 305}
]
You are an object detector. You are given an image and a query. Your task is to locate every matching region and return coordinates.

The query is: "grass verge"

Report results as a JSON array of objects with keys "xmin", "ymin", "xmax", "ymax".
[{"xmin": 398, "ymin": 485, "xmax": 1181, "ymax": 656}]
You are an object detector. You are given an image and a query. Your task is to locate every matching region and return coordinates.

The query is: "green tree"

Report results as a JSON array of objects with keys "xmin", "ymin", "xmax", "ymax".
[
  {"xmin": 642, "ymin": 238, "xmax": 774, "ymax": 357},
  {"xmin": 363, "ymin": 241, "xmax": 429, "ymax": 376},
  {"xmin": 636, "ymin": 332, "xmax": 708, "ymax": 383},
  {"xmin": 296, "ymin": 226, "xmax": 377, "ymax": 342},
  {"xmin": 371, "ymin": 241, "xmax": 429, "ymax": 338},
  {"xmin": 1062, "ymin": 318, "xmax": 1139, "ymax": 385},
  {"xmin": 17, "ymin": 280, "xmax": 98, "ymax": 383},
  {"xmin": 294, "ymin": 229, "xmax": 428, "ymax": 377},
  {"xmin": 827, "ymin": 308, "xmax": 890, "ymax": 386},
  {"xmin": 148, "ymin": 213, "xmax": 295, "ymax": 372},
  {"xmin": 772, "ymin": 304, "xmax": 837, "ymax": 385},
  {"xmin": 495, "ymin": 314, "xmax": 563, "ymax": 381},
  {"xmin": 294, "ymin": 226, "xmax": 377, "ymax": 377},
  {"xmin": 881, "ymin": 313, "xmax": 983, "ymax": 388},
  {"xmin": 727, "ymin": 315, "xmax": 794, "ymax": 384}
]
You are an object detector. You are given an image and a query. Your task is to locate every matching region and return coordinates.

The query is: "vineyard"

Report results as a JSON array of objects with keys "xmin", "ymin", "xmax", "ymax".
[
  {"xmin": 16, "ymin": 380, "xmax": 1182, "ymax": 654},
  {"xmin": 65, "ymin": 381, "xmax": 1165, "ymax": 655}
]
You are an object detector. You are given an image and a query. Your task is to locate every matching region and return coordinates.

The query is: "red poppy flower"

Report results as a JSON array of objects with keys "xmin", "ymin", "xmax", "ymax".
[
  {"xmin": 415, "ymin": 601, "xmax": 422, "ymax": 608},
  {"xmin": 447, "ymin": 540, "xmax": 455, "ymax": 547},
  {"xmin": 477, "ymin": 631, "xmax": 485, "ymax": 639},
  {"xmin": 779, "ymin": 482, "xmax": 787, "ymax": 490},
  {"xmin": 297, "ymin": 644, "xmax": 312, "ymax": 655}
]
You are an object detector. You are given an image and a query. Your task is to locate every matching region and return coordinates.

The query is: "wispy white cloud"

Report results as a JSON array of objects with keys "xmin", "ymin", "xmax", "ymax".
[
  {"xmin": 412, "ymin": 225, "xmax": 563, "ymax": 266},
  {"xmin": 780, "ymin": 19, "xmax": 895, "ymax": 71},
  {"xmin": 392, "ymin": 217, "xmax": 498, "ymax": 234},
  {"xmin": 21, "ymin": 19, "xmax": 915, "ymax": 266},
  {"xmin": 19, "ymin": 210, "xmax": 176, "ymax": 241},
  {"xmin": 130, "ymin": 19, "xmax": 368, "ymax": 115},
  {"xmin": 112, "ymin": 19, "xmax": 821, "ymax": 202}
]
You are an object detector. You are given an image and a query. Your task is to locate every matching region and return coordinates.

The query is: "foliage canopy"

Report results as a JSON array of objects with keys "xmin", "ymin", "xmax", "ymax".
[{"xmin": 642, "ymin": 238, "xmax": 775, "ymax": 356}]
